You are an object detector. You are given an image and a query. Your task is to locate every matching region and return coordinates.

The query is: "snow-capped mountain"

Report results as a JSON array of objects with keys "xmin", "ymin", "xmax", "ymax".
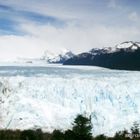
[
  {"xmin": 64, "ymin": 41, "xmax": 140, "ymax": 70},
  {"xmin": 14, "ymin": 49, "xmax": 75, "ymax": 64},
  {"xmin": 116, "ymin": 41, "xmax": 140, "ymax": 50},
  {"xmin": 0, "ymin": 65, "xmax": 140, "ymax": 136},
  {"xmin": 41, "ymin": 49, "xmax": 75, "ymax": 63},
  {"xmin": 89, "ymin": 41, "xmax": 140, "ymax": 55}
]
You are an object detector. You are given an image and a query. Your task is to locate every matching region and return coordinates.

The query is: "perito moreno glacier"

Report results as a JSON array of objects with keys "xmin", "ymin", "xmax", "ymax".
[{"xmin": 0, "ymin": 65, "xmax": 140, "ymax": 136}]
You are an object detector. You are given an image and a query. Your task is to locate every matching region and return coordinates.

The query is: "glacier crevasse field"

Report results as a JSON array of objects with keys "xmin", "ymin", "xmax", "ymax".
[{"xmin": 0, "ymin": 65, "xmax": 140, "ymax": 136}]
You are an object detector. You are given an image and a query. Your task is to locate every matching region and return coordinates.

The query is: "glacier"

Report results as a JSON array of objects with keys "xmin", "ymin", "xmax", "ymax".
[{"xmin": 0, "ymin": 65, "xmax": 140, "ymax": 136}]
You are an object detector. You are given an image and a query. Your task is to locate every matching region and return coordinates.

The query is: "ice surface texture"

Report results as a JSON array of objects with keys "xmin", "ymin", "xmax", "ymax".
[{"xmin": 0, "ymin": 65, "xmax": 140, "ymax": 136}]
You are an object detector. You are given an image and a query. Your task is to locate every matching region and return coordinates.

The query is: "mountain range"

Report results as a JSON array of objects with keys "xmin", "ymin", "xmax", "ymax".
[{"xmin": 64, "ymin": 41, "xmax": 140, "ymax": 70}]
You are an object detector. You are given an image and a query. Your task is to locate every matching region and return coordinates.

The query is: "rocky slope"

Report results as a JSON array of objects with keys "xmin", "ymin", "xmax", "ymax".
[{"xmin": 64, "ymin": 41, "xmax": 140, "ymax": 70}]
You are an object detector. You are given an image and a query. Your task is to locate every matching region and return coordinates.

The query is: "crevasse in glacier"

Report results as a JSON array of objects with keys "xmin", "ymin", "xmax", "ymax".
[{"xmin": 0, "ymin": 65, "xmax": 140, "ymax": 136}]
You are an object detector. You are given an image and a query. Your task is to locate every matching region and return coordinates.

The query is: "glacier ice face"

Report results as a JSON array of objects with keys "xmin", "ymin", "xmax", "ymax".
[{"xmin": 0, "ymin": 65, "xmax": 140, "ymax": 136}]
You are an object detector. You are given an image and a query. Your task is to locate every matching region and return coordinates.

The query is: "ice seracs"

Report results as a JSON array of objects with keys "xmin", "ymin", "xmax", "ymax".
[{"xmin": 0, "ymin": 66, "xmax": 140, "ymax": 136}]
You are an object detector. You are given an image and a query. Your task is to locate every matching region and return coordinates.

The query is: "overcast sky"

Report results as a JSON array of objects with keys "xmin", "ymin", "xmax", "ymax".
[{"xmin": 0, "ymin": 0, "xmax": 140, "ymax": 60}]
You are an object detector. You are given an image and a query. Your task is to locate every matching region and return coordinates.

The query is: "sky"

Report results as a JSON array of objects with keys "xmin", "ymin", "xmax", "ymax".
[{"xmin": 0, "ymin": 0, "xmax": 140, "ymax": 61}]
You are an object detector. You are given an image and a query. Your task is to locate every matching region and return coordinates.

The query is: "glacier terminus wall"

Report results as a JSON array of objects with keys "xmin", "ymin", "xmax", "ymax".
[{"xmin": 0, "ymin": 65, "xmax": 140, "ymax": 136}]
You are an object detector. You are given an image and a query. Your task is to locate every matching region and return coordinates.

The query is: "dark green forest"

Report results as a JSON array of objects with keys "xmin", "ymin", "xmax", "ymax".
[{"xmin": 0, "ymin": 115, "xmax": 139, "ymax": 140}]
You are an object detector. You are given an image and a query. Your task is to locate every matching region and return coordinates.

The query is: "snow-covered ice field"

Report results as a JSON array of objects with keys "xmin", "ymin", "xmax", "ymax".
[{"xmin": 0, "ymin": 64, "xmax": 140, "ymax": 136}]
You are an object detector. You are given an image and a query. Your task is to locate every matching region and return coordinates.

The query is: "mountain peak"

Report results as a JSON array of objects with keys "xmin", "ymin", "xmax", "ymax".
[
  {"xmin": 42, "ymin": 49, "xmax": 75, "ymax": 63},
  {"xmin": 90, "ymin": 41, "xmax": 140, "ymax": 55},
  {"xmin": 116, "ymin": 41, "xmax": 140, "ymax": 50}
]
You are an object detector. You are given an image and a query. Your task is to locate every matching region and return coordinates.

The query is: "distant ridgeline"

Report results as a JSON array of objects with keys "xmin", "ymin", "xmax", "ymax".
[{"xmin": 64, "ymin": 41, "xmax": 140, "ymax": 71}]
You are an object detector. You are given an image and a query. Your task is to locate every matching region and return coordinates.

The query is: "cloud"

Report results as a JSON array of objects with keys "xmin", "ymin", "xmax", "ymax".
[
  {"xmin": 0, "ymin": 4, "xmax": 13, "ymax": 11},
  {"xmin": 0, "ymin": 3, "xmax": 64, "ymax": 24},
  {"xmin": 108, "ymin": 0, "xmax": 117, "ymax": 8},
  {"xmin": 0, "ymin": 0, "xmax": 107, "ymax": 22},
  {"xmin": 0, "ymin": 35, "xmax": 48, "ymax": 61},
  {"xmin": 0, "ymin": 21, "xmax": 139, "ymax": 61},
  {"xmin": 128, "ymin": 12, "xmax": 139, "ymax": 21},
  {"xmin": 0, "ymin": 0, "xmax": 139, "ymax": 61},
  {"xmin": 0, "ymin": 0, "xmax": 88, "ymax": 20}
]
